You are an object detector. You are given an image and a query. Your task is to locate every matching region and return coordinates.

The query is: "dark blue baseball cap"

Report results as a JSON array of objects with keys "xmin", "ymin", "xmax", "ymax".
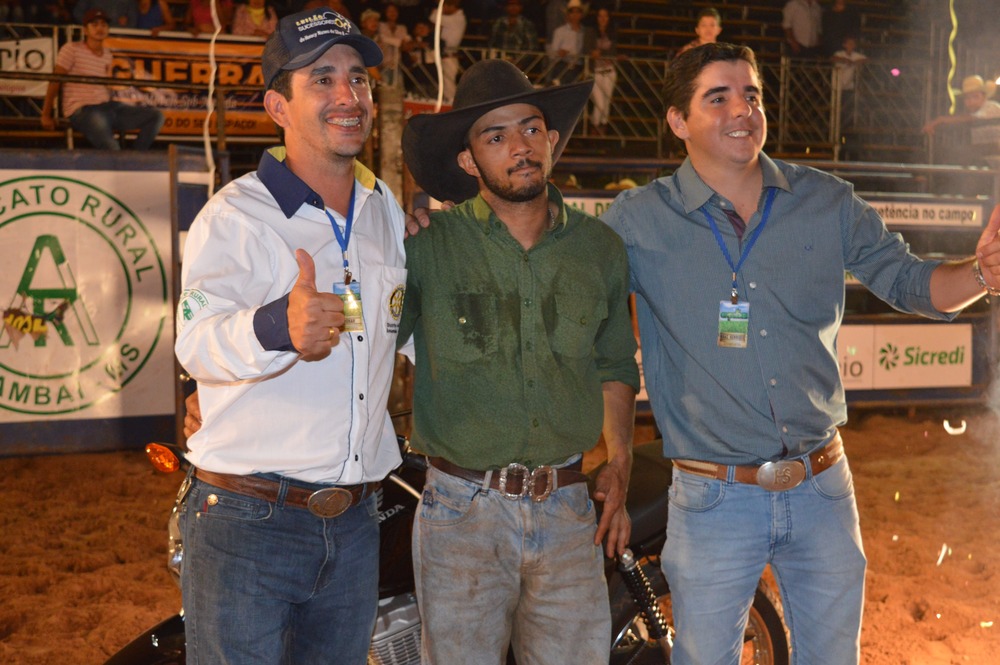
[{"xmin": 262, "ymin": 8, "xmax": 382, "ymax": 90}]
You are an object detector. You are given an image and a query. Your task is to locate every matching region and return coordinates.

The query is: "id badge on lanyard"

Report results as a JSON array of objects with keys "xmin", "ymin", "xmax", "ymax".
[
  {"xmin": 700, "ymin": 188, "xmax": 776, "ymax": 349},
  {"xmin": 326, "ymin": 186, "xmax": 364, "ymax": 332}
]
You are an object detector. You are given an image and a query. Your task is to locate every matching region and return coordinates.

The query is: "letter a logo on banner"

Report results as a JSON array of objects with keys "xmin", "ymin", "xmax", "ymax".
[{"xmin": 2, "ymin": 235, "xmax": 99, "ymax": 350}]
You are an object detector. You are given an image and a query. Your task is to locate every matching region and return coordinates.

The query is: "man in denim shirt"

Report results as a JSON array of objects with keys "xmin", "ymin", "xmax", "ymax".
[
  {"xmin": 400, "ymin": 58, "xmax": 639, "ymax": 663},
  {"xmin": 602, "ymin": 42, "xmax": 1000, "ymax": 665}
]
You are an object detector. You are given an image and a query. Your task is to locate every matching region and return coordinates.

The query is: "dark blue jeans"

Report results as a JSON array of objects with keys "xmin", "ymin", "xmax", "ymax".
[
  {"xmin": 179, "ymin": 475, "xmax": 380, "ymax": 665},
  {"xmin": 69, "ymin": 101, "xmax": 164, "ymax": 150}
]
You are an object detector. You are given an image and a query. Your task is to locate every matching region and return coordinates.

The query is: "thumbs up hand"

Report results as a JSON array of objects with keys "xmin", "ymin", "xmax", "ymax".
[{"xmin": 287, "ymin": 249, "xmax": 345, "ymax": 361}]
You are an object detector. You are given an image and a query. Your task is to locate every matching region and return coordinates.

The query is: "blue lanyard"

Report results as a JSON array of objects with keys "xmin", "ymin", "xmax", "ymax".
[
  {"xmin": 324, "ymin": 185, "xmax": 356, "ymax": 284},
  {"xmin": 699, "ymin": 187, "xmax": 777, "ymax": 304}
]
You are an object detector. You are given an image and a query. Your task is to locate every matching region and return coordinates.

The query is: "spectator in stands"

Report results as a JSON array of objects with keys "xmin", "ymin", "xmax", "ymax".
[
  {"xmin": 822, "ymin": 0, "xmax": 861, "ymax": 57},
  {"xmin": 589, "ymin": 6, "xmax": 619, "ymax": 136},
  {"xmin": 488, "ymin": 0, "xmax": 538, "ymax": 54},
  {"xmin": 231, "ymin": 0, "xmax": 278, "ymax": 36},
  {"xmin": 925, "ymin": 75, "xmax": 1000, "ymax": 168},
  {"xmin": 403, "ymin": 19, "xmax": 435, "ymax": 93},
  {"xmin": 782, "ymin": 0, "xmax": 822, "ymax": 59},
  {"xmin": 430, "ymin": 0, "xmax": 466, "ymax": 104},
  {"xmin": 924, "ymin": 75, "xmax": 1000, "ymax": 136},
  {"xmin": 41, "ymin": 9, "xmax": 164, "ymax": 150},
  {"xmin": 543, "ymin": 0, "xmax": 566, "ymax": 43},
  {"xmin": 405, "ymin": 19, "xmax": 433, "ymax": 66},
  {"xmin": 73, "ymin": 0, "xmax": 132, "ymax": 26},
  {"xmin": 832, "ymin": 34, "xmax": 866, "ymax": 159},
  {"xmin": 548, "ymin": 0, "xmax": 591, "ymax": 86},
  {"xmin": 132, "ymin": 0, "xmax": 176, "ymax": 34},
  {"xmin": 359, "ymin": 7, "xmax": 380, "ymax": 39},
  {"xmin": 185, "ymin": 0, "xmax": 234, "ymax": 35},
  {"xmin": 377, "ymin": 2, "xmax": 409, "ymax": 85},
  {"xmin": 677, "ymin": 7, "xmax": 722, "ymax": 57}
]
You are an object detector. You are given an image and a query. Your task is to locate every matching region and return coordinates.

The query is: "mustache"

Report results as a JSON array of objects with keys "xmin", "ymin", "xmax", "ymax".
[{"xmin": 507, "ymin": 159, "xmax": 543, "ymax": 175}]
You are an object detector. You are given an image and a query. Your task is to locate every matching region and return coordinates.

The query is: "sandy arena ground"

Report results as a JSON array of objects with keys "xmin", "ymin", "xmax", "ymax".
[{"xmin": 2, "ymin": 409, "xmax": 999, "ymax": 664}]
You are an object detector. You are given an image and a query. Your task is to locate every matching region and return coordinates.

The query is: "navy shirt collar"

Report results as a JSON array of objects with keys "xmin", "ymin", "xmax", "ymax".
[{"xmin": 257, "ymin": 147, "xmax": 382, "ymax": 219}]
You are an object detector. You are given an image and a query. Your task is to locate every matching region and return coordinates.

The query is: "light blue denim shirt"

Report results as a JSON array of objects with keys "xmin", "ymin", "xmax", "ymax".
[{"xmin": 602, "ymin": 153, "xmax": 952, "ymax": 464}]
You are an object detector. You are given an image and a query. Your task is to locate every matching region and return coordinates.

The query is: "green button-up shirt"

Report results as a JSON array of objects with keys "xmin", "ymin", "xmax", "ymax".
[{"xmin": 398, "ymin": 185, "xmax": 639, "ymax": 469}]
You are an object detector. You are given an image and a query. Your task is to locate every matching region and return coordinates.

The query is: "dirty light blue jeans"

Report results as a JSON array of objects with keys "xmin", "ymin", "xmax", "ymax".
[
  {"xmin": 179, "ymin": 474, "xmax": 380, "ymax": 665},
  {"xmin": 662, "ymin": 455, "xmax": 866, "ymax": 665},
  {"xmin": 413, "ymin": 465, "xmax": 610, "ymax": 665}
]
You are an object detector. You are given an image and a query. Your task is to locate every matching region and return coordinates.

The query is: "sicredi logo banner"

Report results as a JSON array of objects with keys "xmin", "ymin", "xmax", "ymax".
[
  {"xmin": 838, "ymin": 324, "xmax": 972, "ymax": 390},
  {"xmin": 0, "ymin": 172, "xmax": 173, "ymax": 421}
]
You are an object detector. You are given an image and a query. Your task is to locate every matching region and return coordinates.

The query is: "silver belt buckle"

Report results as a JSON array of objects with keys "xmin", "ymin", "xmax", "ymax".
[
  {"xmin": 498, "ymin": 463, "xmax": 530, "ymax": 499},
  {"xmin": 756, "ymin": 460, "xmax": 806, "ymax": 492},
  {"xmin": 529, "ymin": 465, "xmax": 555, "ymax": 502},
  {"xmin": 307, "ymin": 487, "xmax": 355, "ymax": 518}
]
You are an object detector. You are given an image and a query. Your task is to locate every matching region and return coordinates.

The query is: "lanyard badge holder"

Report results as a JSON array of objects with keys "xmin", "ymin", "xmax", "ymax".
[
  {"xmin": 700, "ymin": 188, "xmax": 776, "ymax": 349},
  {"xmin": 326, "ymin": 187, "xmax": 364, "ymax": 332}
]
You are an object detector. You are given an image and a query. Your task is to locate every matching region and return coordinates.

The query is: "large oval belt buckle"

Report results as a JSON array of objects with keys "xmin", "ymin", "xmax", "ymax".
[
  {"xmin": 307, "ymin": 487, "xmax": 354, "ymax": 518},
  {"xmin": 756, "ymin": 460, "xmax": 806, "ymax": 492}
]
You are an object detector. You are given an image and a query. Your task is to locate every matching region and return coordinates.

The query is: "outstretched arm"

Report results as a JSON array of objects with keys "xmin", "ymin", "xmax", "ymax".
[{"xmin": 929, "ymin": 204, "xmax": 1000, "ymax": 311}]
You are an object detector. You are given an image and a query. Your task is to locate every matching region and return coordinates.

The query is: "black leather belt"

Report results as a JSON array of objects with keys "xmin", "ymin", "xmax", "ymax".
[
  {"xmin": 195, "ymin": 468, "xmax": 378, "ymax": 518},
  {"xmin": 427, "ymin": 457, "xmax": 587, "ymax": 502}
]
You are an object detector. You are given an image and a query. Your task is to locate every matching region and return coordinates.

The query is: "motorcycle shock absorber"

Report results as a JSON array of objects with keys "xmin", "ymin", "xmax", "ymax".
[{"xmin": 618, "ymin": 548, "xmax": 673, "ymax": 661}]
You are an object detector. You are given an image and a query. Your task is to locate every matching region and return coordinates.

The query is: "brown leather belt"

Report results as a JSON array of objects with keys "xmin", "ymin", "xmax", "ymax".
[
  {"xmin": 427, "ymin": 457, "xmax": 587, "ymax": 502},
  {"xmin": 672, "ymin": 433, "xmax": 845, "ymax": 492},
  {"xmin": 195, "ymin": 468, "xmax": 378, "ymax": 518}
]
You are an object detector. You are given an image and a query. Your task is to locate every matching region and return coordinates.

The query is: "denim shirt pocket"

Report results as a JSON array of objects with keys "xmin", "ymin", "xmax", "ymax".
[{"xmin": 552, "ymin": 294, "xmax": 608, "ymax": 359}]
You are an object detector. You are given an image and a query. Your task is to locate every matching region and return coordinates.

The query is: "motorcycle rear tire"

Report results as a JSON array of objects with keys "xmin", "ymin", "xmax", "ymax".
[{"xmin": 608, "ymin": 554, "xmax": 789, "ymax": 665}]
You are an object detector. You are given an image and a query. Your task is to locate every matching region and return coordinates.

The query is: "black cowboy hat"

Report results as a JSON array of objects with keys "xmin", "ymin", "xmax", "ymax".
[{"xmin": 402, "ymin": 59, "xmax": 593, "ymax": 203}]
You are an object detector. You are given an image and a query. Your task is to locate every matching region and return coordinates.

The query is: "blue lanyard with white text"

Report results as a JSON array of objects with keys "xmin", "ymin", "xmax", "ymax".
[
  {"xmin": 699, "ymin": 187, "xmax": 777, "ymax": 304},
  {"xmin": 325, "ymin": 184, "xmax": 356, "ymax": 284}
]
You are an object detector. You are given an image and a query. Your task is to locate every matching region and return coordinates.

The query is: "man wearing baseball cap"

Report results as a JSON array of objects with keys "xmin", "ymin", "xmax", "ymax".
[
  {"xmin": 42, "ymin": 8, "xmax": 164, "ymax": 149},
  {"xmin": 175, "ymin": 8, "xmax": 406, "ymax": 663},
  {"xmin": 398, "ymin": 59, "xmax": 639, "ymax": 663}
]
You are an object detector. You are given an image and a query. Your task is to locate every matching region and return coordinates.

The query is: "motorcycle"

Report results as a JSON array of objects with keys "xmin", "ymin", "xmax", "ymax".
[{"xmin": 105, "ymin": 437, "xmax": 789, "ymax": 665}]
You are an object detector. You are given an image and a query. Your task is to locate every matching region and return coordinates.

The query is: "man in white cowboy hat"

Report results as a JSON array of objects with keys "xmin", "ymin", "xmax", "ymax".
[
  {"xmin": 399, "ymin": 58, "xmax": 639, "ymax": 663},
  {"xmin": 547, "ymin": 0, "xmax": 593, "ymax": 85},
  {"xmin": 923, "ymin": 74, "xmax": 1000, "ymax": 136},
  {"xmin": 175, "ymin": 7, "xmax": 406, "ymax": 663}
]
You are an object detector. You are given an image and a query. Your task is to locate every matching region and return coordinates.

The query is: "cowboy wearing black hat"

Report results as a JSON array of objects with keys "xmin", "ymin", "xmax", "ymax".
[{"xmin": 398, "ymin": 59, "xmax": 639, "ymax": 663}]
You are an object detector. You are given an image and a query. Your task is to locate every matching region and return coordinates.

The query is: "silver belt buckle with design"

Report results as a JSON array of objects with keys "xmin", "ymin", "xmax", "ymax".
[
  {"xmin": 498, "ymin": 463, "xmax": 530, "ymax": 499},
  {"xmin": 307, "ymin": 487, "xmax": 354, "ymax": 517},
  {"xmin": 529, "ymin": 465, "xmax": 555, "ymax": 502},
  {"xmin": 756, "ymin": 460, "xmax": 806, "ymax": 492}
]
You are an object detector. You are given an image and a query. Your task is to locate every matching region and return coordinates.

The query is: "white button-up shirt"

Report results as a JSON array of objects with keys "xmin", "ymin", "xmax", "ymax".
[{"xmin": 176, "ymin": 149, "xmax": 406, "ymax": 484}]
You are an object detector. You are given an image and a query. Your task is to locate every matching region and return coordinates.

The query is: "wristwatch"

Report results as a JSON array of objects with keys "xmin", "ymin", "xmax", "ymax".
[{"xmin": 973, "ymin": 259, "xmax": 1000, "ymax": 296}]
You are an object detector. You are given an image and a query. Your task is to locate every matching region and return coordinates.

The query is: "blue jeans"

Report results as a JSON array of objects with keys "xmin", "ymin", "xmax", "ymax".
[
  {"xmin": 179, "ymin": 475, "xmax": 380, "ymax": 665},
  {"xmin": 69, "ymin": 101, "xmax": 164, "ymax": 150},
  {"xmin": 413, "ymin": 466, "xmax": 610, "ymax": 665},
  {"xmin": 662, "ymin": 455, "xmax": 866, "ymax": 665}
]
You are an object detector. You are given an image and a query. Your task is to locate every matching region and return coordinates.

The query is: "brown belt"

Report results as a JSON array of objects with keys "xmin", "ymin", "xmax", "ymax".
[
  {"xmin": 195, "ymin": 468, "xmax": 378, "ymax": 518},
  {"xmin": 427, "ymin": 456, "xmax": 587, "ymax": 502},
  {"xmin": 672, "ymin": 433, "xmax": 845, "ymax": 492}
]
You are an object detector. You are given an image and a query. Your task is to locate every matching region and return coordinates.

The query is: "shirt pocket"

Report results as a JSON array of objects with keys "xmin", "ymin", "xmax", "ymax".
[
  {"xmin": 551, "ymin": 294, "xmax": 607, "ymax": 359},
  {"xmin": 430, "ymin": 292, "xmax": 499, "ymax": 364}
]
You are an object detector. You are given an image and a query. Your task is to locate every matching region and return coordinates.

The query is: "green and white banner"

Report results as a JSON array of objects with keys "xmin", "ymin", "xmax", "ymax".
[{"xmin": 0, "ymin": 171, "xmax": 173, "ymax": 421}]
